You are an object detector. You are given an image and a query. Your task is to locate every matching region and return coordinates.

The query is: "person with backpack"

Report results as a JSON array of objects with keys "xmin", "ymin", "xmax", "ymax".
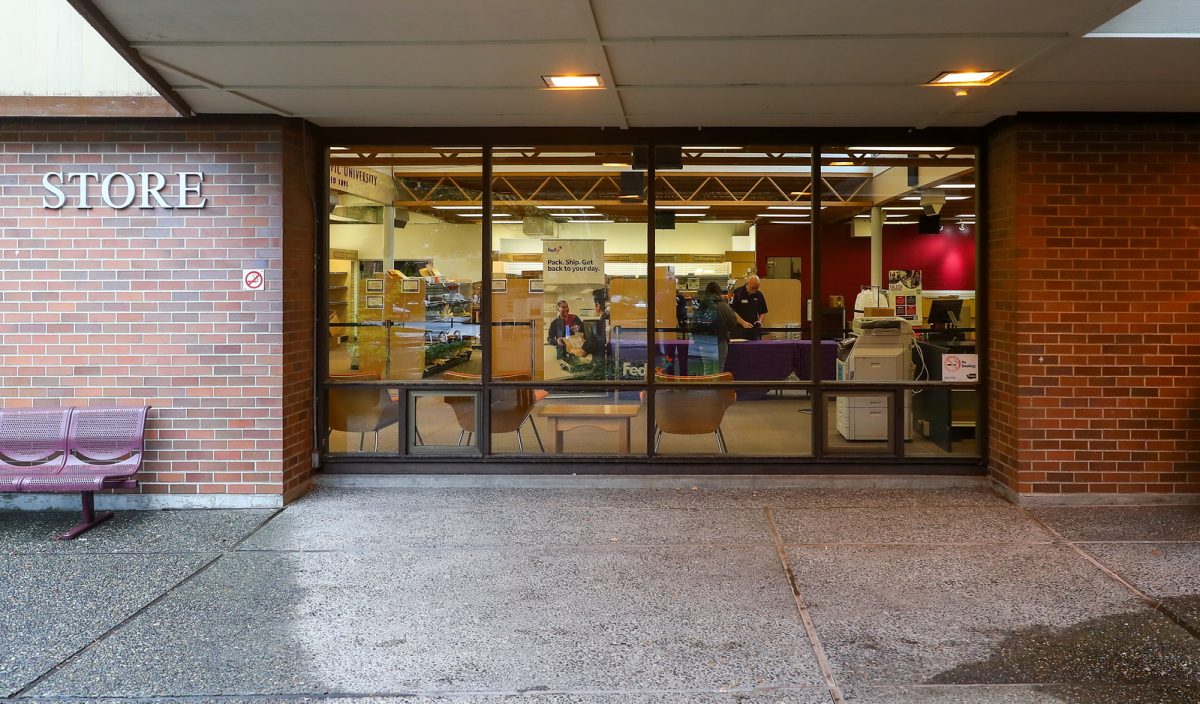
[{"xmin": 692, "ymin": 281, "xmax": 752, "ymax": 375}]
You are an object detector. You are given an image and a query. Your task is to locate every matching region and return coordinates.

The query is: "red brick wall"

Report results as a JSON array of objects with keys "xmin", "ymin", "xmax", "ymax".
[
  {"xmin": 0, "ymin": 118, "xmax": 315, "ymax": 504},
  {"xmin": 987, "ymin": 118, "xmax": 1200, "ymax": 497}
]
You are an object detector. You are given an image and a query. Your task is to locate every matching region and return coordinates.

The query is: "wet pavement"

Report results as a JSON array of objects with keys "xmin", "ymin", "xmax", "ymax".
[{"xmin": 1, "ymin": 485, "xmax": 1198, "ymax": 703}]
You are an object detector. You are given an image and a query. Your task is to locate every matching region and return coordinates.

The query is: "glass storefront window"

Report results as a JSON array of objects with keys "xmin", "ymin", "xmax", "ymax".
[
  {"xmin": 322, "ymin": 141, "xmax": 981, "ymax": 465},
  {"xmin": 490, "ymin": 145, "xmax": 647, "ymax": 383}
]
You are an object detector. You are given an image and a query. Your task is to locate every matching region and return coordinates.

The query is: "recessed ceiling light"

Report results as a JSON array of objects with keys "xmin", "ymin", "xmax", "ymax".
[
  {"xmin": 542, "ymin": 74, "xmax": 604, "ymax": 89},
  {"xmin": 926, "ymin": 70, "xmax": 1010, "ymax": 87}
]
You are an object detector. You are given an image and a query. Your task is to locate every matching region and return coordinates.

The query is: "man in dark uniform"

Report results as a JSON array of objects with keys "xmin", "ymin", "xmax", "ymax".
[{"xmin": 729, "ymin": 275, "xmax": 768, "ymax": 340}]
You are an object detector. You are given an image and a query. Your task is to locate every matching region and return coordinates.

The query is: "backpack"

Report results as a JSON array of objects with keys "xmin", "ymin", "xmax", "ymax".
[{"xmin": 692, "ymin": 296, "xmax": 719, "ymax": 334}]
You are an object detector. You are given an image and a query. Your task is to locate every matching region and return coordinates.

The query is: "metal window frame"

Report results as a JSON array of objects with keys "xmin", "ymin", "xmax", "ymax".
[{"xmin": 317, "ymin": 127, "xmax": 987, "ymax": 474}]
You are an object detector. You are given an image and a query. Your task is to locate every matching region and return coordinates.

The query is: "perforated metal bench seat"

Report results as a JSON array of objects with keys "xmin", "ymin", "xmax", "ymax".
[{"xmin": 0, "ymin": 406, "xmax": 150, "ymax": 540}]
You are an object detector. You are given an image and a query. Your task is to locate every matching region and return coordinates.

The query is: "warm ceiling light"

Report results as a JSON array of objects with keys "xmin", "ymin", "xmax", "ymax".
[
  {"xmin": 542, "ymin": 74, "xmax": 604, "ymax": 89},
  {"xmin": 926, "ymin": 70, "xmax": 1010, "ymax": 87},
  {"xmin": 603, "ymin": 162, "xmax": 631, "ymax": 168},
  {"xmin": 830, "ymin": 160, "xmax": 856, "ymax": 167}
]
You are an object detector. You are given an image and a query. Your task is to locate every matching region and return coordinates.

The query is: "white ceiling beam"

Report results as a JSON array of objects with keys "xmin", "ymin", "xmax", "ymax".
[{"xmin": 140, "ymin": 54, "xmax": 295, "ymax": 116}]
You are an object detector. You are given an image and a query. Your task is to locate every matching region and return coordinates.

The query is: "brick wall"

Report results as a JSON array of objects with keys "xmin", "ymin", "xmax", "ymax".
[
  {"xmin": 987, "ymin": 118, "xmax": 1200, "ymax": 498},
  {"xmin": 0, "ymin": 118, "xmax": 316, "ymax": 505}
]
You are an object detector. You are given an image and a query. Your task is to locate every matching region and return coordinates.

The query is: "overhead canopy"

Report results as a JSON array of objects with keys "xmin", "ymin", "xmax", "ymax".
[{"xmin": 77, "ymin": 0, "xmax": 1200, "ymax": 127}]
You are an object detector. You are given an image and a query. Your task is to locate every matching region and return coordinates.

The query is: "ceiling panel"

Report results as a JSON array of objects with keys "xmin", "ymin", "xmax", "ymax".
[
  {"xmin": 592, "ymin": 0, "xmax": 1138, "ymax": 38},
  {"xmin": 964, "ymin": 81, "xmax": 1200, "ymax": 112},
  {"xmin": 140, "ymin": 44, "xmax": 600, "ymax": 88},
  {"xmin": 176, "ymin": 88, "xmax": 281, "ymax": 113},
  {"xmin": 607, "ymin": 37, "xmax": 1057, "ymax": 87},
  {"xmin": 620, "ymin": 85, "xmax": 960, "ymax": 116},
  {"xmin": 235, "ymin": 87, "xmax": 619, "ymax": 121},
  {"xmin": 625, "ymin": 112, "xmax": 947, "ymax": 127},
  {"xmin": 1010, "ymin": 38, "xmax": 1200, "ymax": 82},
  {"xmin": 311, "ymin": 112, "xmax": 623, "ymax": 127},
  {"xmin": 96, "ymin": 0, "xmax": 587, "ymax": 43}
]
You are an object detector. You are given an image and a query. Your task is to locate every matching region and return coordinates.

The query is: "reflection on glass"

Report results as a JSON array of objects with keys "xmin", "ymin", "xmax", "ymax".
[
  {"xmin": 492, "ymin": 388, "xmax": 647, "ymax": 456},
  {"xmin": 327, "ymin": 147, "xmax": 482, "ymax": 383},
  {"xmin": 909, "ymin": 386, "xmax": 978, "ymax": 457},
  {"xmin": 325, "ymin": 379, "xmax": 400, "ymax": 454}
]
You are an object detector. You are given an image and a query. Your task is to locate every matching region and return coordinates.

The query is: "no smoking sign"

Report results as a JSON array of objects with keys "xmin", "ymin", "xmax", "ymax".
[{"xmin": 242, "ymin": 269, "xmax": 266, "ymax": 291}]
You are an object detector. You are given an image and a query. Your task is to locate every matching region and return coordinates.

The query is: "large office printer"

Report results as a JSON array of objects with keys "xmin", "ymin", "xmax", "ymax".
[{"xmin": 835, "ymin": 317, "xmax": 914, "ymax": 441}]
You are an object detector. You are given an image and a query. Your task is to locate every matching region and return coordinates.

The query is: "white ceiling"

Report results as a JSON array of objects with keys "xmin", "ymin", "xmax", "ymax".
[{"xmin": 89, "ymin": 0, "xmax": 1200, "ymax": 128}]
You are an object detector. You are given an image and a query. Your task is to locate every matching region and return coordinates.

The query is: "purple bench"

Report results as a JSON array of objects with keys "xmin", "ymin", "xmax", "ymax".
[{"xmin": 0, "ymin": 406, "xmax": 150, "ymax": 540}]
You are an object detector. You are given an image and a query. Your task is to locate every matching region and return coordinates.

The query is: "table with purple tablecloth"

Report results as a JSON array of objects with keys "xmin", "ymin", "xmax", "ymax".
[{"xmin": 606, "ymin": 338, "xmax": 838, "ymax": 390}]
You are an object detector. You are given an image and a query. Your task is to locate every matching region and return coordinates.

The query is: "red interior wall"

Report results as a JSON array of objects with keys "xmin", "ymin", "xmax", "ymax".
[{"xmin": 754, "ymin": 223, "xmax": 976, "ymax": 315}]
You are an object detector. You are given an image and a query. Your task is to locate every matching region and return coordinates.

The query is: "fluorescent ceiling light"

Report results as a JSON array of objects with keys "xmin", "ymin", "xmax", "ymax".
[
  {"xmin": 701, "ymin": 219, "xmax": 752, "ymax": 224},
  {"xmin": 886, "ymin": 220, "xmax": 919, "ymax": 225},
  {"xmin": 655, "ymin": 205, "xmax": 709, "ymax": 210},
  {"xmin": 552, "ymin": 213, "xmax": 606, "ymax": 218},
  {"xmin": 902, "ymin": 195, "xmax": 970, "ymax": 201},
  {"xmin": 460, "ymin": 213, "xmax": 512, "ymax": 218},
  {"xmin": 536, "ymin": 205, "xmax": 595, "ymax": 210},
  {"xmin": 957, "ymin": 214, "xmax": 977, "ymax": 218},
  {"xmin": 673, "ymin": 213, "xmax": 706, "ymax": 218},
  {"xmin": 682, "ymin": 146, "xmax": 742, "ymax": 150},
  {"xmin": 542, "ymin": 74, "xmax": 604, "ymax": 89},
  {"xmin": 936, "ymin": 183, "xmax": 976, "ymax": 189},
  {"xmin": 884, "ymin": 206, "xmax": 925, "ymax": 211},
  {"xmin": 432, "ymin": 205, "xmax": 483, "ymax": 210},
  {"xmin": 566, "ymin": 219, "xmax": 614, "ymax": 223},
  {"xmin": 432, "ymin": 146, "xmax": 481, "ymax": 151},
  {"xmin": 848, "ymin": 146, "xmax": 954, "ymax": 152},
  {"xmin": 926, "ymin": 70, "xmax": 1010, "ymax": 86},
  {"xmin": 603, "ymin": 162, "xmax": 631, "ymax": 168},
  {"xmin": 830, "ymin": 161, "xmax": 856, "ymax": 167},
  {"xmin": 768, "ymin": 220, "xmax": 811, "ymax": 225},
  {"xmin": 494, "ymin": 146, "xmax": 535, "ymax": 150},
  {"xmin": 767, "ymin": 206, "xmax": 811, "ymax": 211}
]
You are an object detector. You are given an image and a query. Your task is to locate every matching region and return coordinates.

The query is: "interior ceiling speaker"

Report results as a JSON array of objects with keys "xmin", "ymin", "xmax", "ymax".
[
  {"xmin": 654, "ymin": 211, "xmax": 675, "ymax": 230},
  {"xmin": 394, "ymin": 207, "xmax": 409, "ymax": 229},
  {"xmin": 620, "ymin": 171, "xmax": 645, "ymax": 199},
  {"xmin": 920, "ymin": 191, "xmax": 946, "ymax": 216}
]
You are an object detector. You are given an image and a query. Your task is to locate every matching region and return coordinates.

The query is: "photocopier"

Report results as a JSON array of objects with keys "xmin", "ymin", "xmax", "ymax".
[{"xmin": 835, "ymin": 317, "xmax": 915, "ymax": 441}]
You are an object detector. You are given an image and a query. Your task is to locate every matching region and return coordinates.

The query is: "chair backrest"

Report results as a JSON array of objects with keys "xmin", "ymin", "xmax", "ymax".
[
  {"xmin": 67, "ymin": 406, "xmax": 150, "ymax": 463},
  {"xmin": 328, "ymin": 372, "xmax": 391, "ymax": 433},
  {"xmin": 0, "ymin": 407, "xmax": 72, "ymax": 465},
  {"xmin": 442, "ymin": 371, "xmax": 536, "ymax": 434},
  {"xmin": 653, "ymin": 373, "xmax": 737, "ymax": 435}
]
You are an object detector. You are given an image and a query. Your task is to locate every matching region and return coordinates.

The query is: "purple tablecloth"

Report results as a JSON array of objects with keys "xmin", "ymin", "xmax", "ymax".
[{"xmin": 607, "ymin": 338, "xmax": 838, "ymax": 386}]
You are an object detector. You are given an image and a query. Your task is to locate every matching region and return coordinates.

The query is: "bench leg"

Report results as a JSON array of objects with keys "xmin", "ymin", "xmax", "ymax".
[{"xmin": 58, "ymin": 492, "xmax": 114, "ymax": 541}]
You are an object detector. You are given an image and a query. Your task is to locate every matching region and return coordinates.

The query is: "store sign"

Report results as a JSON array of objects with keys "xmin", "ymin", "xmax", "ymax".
[
  {"xmin": 41, "ymin": 171, "xmax": 207, "ymax": 210},
  {"xmin": 543, "ymin": 239, "xmax": 605, "ymax": 285},
  {"xmin": 329, "ymin": 165, "xmax": 398, "ymax": 203},
  {"xmin": 942, "ymin": 353, "xmax": 979, "ymax": 382}
]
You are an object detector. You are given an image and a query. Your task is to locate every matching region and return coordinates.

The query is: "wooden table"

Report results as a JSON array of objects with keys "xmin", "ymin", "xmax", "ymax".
[{"xmin": 538, "ymin": 402, "xmax": 642, "ymax": 454}]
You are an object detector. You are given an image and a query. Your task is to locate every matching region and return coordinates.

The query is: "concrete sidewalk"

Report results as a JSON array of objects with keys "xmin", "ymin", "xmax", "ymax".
[{"xmin": 1, "ymin": 484, "xmax": 1198, "ymax": 703}]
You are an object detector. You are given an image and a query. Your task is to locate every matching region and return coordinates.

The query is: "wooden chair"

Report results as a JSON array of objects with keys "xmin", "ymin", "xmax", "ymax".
[
  {"xmin": 442, "ymin": 372, "xmax": 543, "ymax": 451},
  {"xmin": 653, "ymin": 372, "xmax": 737, "ymax": 453}
]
